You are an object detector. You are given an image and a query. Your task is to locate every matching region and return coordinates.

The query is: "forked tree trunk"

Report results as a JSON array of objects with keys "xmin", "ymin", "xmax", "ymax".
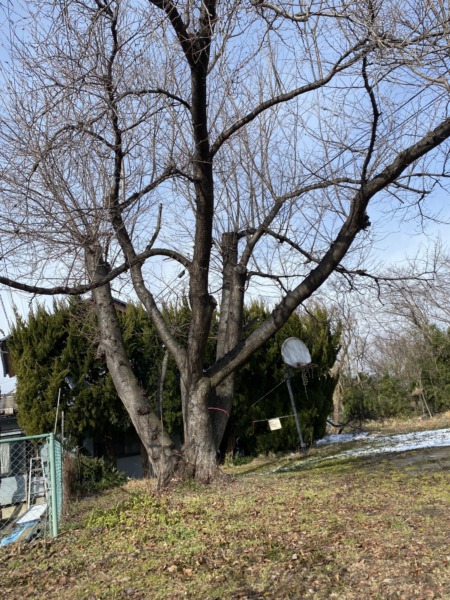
[
  {"xmin": 86, "ymin": 248, "xmax": 221, "ymax": 485},
  {"xmin": 86, "ymin": 248, "xmax": 178, "ymax": 487}
]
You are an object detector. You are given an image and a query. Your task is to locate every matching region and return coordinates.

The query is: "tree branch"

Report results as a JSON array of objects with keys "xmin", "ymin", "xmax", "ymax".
[
  {"xmin": 360, "ymin": 56, "xmax": 380, "ymax": 185},
  {"xmin": 116, "ymin": 87, "xmax": 191, "ymax": 110},
  {"xmin": 208, "ymin": 115, "xmax": 450, "ymax": 387},
  {"xmin": 120, "ymin": 166, "xmax": 177, "ymax": 210},
  {"xmin": 149, "ymin": 0, "xmax": 195, "ymax": 67},
  {"xmin": 251, "ymin": 1, "xmax": 352, "ymax": 22},
  {"xmin": 239, "ymin": 178, "xmax": 361, "ymax": 267},
  {"xmin": 0, "ymin": 246, "xmax": 191, "ymax": 296},
  {"xmin": 210, "ymin": 40, "xmax": 372, "ymax": 157}
]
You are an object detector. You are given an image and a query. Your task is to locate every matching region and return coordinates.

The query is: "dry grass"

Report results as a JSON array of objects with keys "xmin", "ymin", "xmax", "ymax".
[
  {"xmin": 364, "ymin": 410, "xmax": 450, "ymax": 435},
  {"xmin": 1, "ymin": 419, "xmax": 450, "ymax": 599}
]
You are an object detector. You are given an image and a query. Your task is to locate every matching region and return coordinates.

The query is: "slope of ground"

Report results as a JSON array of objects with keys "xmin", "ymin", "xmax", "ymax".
[{"xmin": 1, "ymin": 415, "xmax": 449, "ymax": 599}]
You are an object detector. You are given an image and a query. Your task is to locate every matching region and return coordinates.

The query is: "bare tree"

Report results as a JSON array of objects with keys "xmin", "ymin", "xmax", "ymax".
[
  {"xmin": 382, "ymin": 244, "xmax": 450, "ymax": 330},
  {"xmin": 0, "ymin": 0, "xmax": 450, "ymax": 483},
  {"xmin": 359, "ymin": 243, "xmax": 450, "ymax": 408}
]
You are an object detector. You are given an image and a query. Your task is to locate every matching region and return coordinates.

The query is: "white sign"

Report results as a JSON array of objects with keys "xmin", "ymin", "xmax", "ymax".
[{"xmin": 268, "ymin": 418, "xmax": 282, "ymax": 431}]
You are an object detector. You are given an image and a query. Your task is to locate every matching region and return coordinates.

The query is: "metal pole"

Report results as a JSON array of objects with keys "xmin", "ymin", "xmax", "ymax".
[
  {"xmin": 48, "ymin": 433, "xmax": 58, "ymax": 538},
  {"xmin": 285, "ymin": 375, "xmax": 306, "ymax": 450},
  {"xmin": 54, "ymin": 388, "xmax": 61, "ymax": 435}
]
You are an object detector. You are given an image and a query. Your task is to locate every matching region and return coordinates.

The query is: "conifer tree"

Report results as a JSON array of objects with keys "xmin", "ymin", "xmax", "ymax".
[
  {"xmin": 9, "ymin": 299, "xmax": 129, "ymax": 455},
  {"xmin": 9, "ymin": 300, "xmax": 341, "ymax": 459},
  {"xmin": 228, "ymin": 304, "xmax": 341, "ymax": 456}
]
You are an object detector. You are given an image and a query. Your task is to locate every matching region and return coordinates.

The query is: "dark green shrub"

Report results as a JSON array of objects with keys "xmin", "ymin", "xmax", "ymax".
[{"xmin": 71, "ymin": 454, "xmax": 127, "ymax": 496}]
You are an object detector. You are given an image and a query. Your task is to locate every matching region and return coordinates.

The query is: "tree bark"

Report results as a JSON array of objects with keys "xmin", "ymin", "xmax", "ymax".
[
  {"xmin": 85, "ymin": 247, "xmax": 178, "ymax": 487},
  {"xmin": 156, "ymin": 348, "xmax": 169, "ymax": 419},
  {"xmin": 179, "ymin": 377, "xmax": 218, "ymax": 482},
  {"xmin": 212, "ymin": 232, "xmax": 247, "ymax": 448}
]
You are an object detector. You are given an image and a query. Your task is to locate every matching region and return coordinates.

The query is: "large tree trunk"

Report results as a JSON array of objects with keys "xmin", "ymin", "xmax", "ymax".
[
  {"xmin": 179, "ymin": 377, "xmax": 218, "ymax": 482},
  {"xmin": 86, "ymin": 248, "xmax": 178, "ymax": 487}
]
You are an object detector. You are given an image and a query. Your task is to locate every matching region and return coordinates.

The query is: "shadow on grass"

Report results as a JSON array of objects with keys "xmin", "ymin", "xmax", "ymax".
[{"xmin": 272, "ymin": 446, "xmax": 450, "ymax": 476}]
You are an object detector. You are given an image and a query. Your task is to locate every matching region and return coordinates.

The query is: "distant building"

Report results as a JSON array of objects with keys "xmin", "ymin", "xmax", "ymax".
[
  {"xmin": 0, "ymin": 337, "xmax": 14, "ymax": 379},
  {"xmin": 0, "ymin": 392, "xmax": 22, "ymax": 438},
  {"xmin": 0, "ymin": 336, "xmax": 20, "ymax": 438}
]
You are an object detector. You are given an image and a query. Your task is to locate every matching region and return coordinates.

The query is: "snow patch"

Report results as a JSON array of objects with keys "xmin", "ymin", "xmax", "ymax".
[
  {"xmin": 320, "ymin": 428, "xmax": 450, "ymax": 457},
  {"xmin": 273, "ymin": 428, "xmax": 450, "ymax": 474}
]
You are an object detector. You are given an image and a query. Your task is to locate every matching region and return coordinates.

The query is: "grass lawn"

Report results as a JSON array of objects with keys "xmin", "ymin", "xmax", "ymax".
[{"xmin": 1, "ymin": 416, "xmax": 450, "ymax": 599}]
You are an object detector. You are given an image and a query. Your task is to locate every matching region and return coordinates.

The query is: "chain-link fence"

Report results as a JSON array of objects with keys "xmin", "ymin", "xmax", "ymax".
[{"xmin": 0, "ymin": 433, "xmax": 63, "ymax": 546}]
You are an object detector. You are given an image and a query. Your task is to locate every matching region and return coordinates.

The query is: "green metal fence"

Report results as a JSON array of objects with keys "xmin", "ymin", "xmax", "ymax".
[{"xmin": 0, "ymin": 433, "xmax": 63, "ymax": 545}]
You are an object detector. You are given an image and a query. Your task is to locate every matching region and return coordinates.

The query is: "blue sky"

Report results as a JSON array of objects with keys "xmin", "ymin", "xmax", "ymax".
[
  {"xmin": 2, "ymin": 189, "xmax": 449, "ymax": 394},
  {"xmin": 1, "ymin": 0, "xmax": 450, "ymax": 394}
]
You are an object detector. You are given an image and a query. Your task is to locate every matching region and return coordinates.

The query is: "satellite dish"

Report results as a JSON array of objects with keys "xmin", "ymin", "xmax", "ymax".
[{"xmin": 281, "ymin": 337, "xmax": 312, "ymax": 368}]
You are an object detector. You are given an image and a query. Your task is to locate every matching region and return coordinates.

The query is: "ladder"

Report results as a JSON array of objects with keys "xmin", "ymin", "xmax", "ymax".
[
  {"xmin": 0, "ymin": 458, "xmax": 49, "ymax": 547},
  {"xmin": 27, "ymin": 456, "xmax": 48, "ymax": 508}
]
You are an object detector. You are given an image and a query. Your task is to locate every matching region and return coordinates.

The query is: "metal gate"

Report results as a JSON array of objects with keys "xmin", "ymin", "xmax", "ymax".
[{"xmin": 0, "ymin": 433, "xmax": 63, "ymax": 545}]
